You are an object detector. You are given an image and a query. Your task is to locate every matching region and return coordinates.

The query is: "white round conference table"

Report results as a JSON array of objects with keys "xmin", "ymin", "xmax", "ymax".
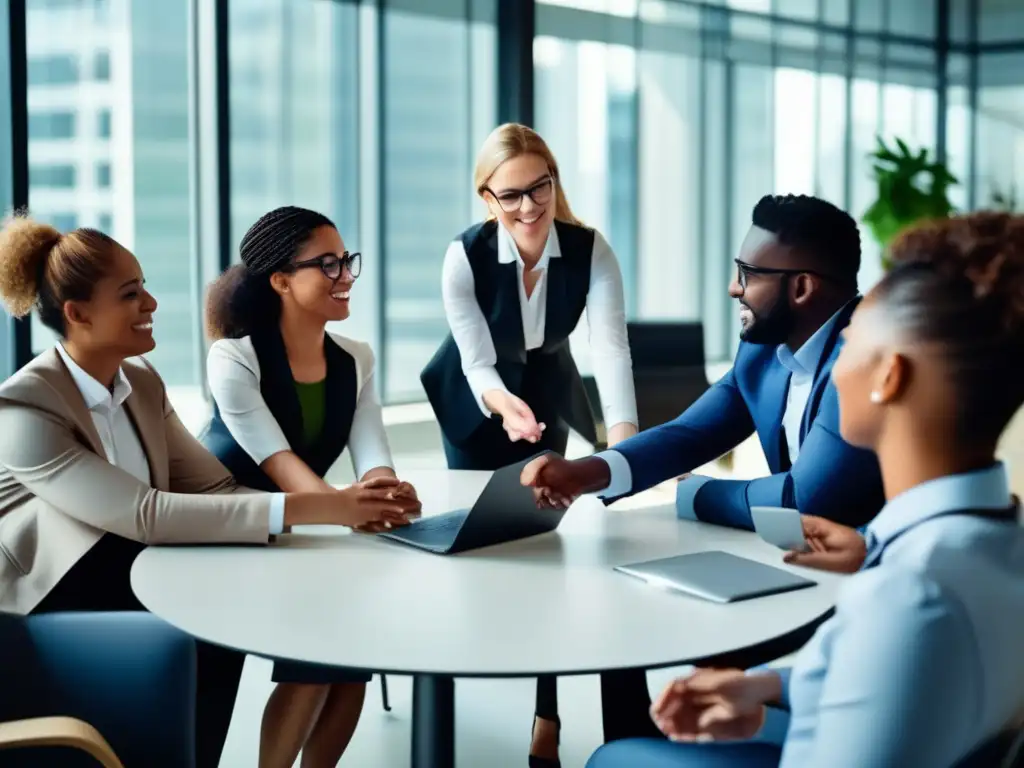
[{"xmin": 130, "ymin": 469, "xmax": 842, "ymax": 768}]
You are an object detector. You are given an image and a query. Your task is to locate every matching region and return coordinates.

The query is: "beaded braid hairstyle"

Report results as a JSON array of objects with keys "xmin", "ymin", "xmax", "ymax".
[
  {"xmin": 877, "ymin": 212, "xmax": 1024, "ymax": 443},
  {"xmin": 205, "ymin": 206, "xmax": 335, "ymax": 341}
]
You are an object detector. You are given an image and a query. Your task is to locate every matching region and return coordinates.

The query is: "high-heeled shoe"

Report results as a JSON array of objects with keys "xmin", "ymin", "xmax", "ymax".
[{"xmin": 529, "ymin": 715, "xmax": 561, "ymax": 768}]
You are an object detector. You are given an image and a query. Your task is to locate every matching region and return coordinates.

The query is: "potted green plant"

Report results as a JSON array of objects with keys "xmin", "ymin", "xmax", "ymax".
[{"xmin": 862, "ymin": 137, "xmax": 958, "ymax": 267}]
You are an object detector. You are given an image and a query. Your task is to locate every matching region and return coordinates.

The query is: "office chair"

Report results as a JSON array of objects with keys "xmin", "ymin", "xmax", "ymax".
[
  {"xmin": 0, "ymin": 612, "xmax": 195, "ymax": 768},
  {"xmin": 0, "ymin": 718, "xmax": 125, "ymax": 768},
  {"xmin": 626, "ymin": 321, "xmax": 710, "ymax": 431}
]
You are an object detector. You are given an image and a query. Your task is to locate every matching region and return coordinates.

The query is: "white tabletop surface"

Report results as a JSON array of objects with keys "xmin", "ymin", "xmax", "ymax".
[{"xmin": 131, "ymin": 470, "xmax": 843, "ymax": 677}]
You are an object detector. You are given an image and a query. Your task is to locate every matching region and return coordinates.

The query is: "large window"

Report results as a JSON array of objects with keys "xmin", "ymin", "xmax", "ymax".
[
  {"xmin": 4, "ymin": 0, "xmax": 1024, "ymax": 409},
  {"xmin": 27, "ymin": 54, "xmax": 78, "ymax": 85},
  {"xmin": 228, "ymin": 0, "xmax": 495, "ymax": 405},
  {"xmin": 975, "ymin": 52, "xmax": 1024, "ymax": 211},
  {"xmin": 537, "ymin": 0, "xmax": 961, "ymax": 363},
  {"xmin": 27, "ymin": 110, "xmax": 75, "ymax": 139},
  {"xmin": 381, "ymin": 1, "xmax": 496, "ymax": 403},
  {"xmin": 26, "ymin": 0, "xmax": 200, "ymax": 420},
  {"xmin": 229, "ymin": 0, "xmax": 369, "ymax": 404},
  {"xmin": 535, "ymin": 37, "xmax": 638, "ymax": 313},
  {"xmin": 30, "ymin": 163, "xmax": 76, "ymax": 187}
]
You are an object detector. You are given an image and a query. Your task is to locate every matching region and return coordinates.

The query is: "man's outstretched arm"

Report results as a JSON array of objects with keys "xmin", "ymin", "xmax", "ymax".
[
  {"xmin": 686, "ymin": 385, "xmax": 884, "ymax": 530},
  {"xmin": 521, "ymin": 368, "xmax": 755, "ymax": 504}
]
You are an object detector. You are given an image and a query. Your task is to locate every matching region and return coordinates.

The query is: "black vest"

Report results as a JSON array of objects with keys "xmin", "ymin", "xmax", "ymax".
[
  {"xmin": 421, "ymin": 219, "xmax": 598, "ymax": 447},
  {"xmin": 200, "ymin": 330, "xmax": 358, "ymax": 491}
]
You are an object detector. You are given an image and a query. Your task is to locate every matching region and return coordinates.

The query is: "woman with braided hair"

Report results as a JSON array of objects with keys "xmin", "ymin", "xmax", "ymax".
[
  {"xmin": 588, "ymin": 212, "xmax": 1024, "ymax": 768},
  {"xmin": 0, "ymin": 214, "xmax": 414, "ymax": 768},
  {"xmin": 201, "ymin": 206, "xmax": 420, "ymax": 767}
]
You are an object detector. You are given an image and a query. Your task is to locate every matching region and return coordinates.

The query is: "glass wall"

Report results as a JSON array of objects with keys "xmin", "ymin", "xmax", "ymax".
[
  {"xmin": 537, "ymin": 0, "xmax": 951, "ymax": 362},
  {"xmin": 24, "ymin": 0, "xmax": 200, "ymax": 416},
  {"xmin": 380, "ymin": 0, "xmax": 496, "ymax": 402},
  {"xmin": 228, "ymin": 0, "xmax": 495, "ymax": 405},
  {"xmin": 229, "ymin": 0, "xmax": 366, "ymax": 340},
  {"xmin": 975, "ymin": 51, "xmax": 1024, "ymax": 211},
  {"xmin": 3, "ymin": 0, "xmax": 1024, "ymax": 402}
]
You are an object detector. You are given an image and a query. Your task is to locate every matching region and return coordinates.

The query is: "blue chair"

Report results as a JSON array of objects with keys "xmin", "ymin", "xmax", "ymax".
[{"xmin": 0, "ymin": 612, "xmax": 196, "ymax": 767}]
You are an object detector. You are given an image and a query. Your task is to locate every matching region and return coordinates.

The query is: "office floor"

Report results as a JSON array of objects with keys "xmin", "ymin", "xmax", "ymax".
[
  {"xmin": 220, "ymin": 657, "xmax": 695, "ymax": 768},
  {"xmin": 218, "ymin": 431, "xmax": 775, "ymax": 767}
]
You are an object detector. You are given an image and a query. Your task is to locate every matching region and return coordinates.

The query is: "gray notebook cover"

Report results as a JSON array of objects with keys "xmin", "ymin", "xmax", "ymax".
[{"xmin": 614, "ymin": 550, "xmax": 816, "ymax": 604}]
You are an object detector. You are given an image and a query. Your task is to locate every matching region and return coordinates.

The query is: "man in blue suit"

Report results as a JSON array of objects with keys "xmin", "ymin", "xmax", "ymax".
[
  {"xmin": 522, "ymin": 194, "xmax": 884, "ymax": 531},
  {"xmin": 521, "ymin": 194, "xmax": 886, "ymax": 746}
]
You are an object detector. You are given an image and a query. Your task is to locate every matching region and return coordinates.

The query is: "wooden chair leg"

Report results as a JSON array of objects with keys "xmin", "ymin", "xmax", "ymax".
[{"xmin": 380, "ymin": 674, "xmax": 392, "ymax": 712}]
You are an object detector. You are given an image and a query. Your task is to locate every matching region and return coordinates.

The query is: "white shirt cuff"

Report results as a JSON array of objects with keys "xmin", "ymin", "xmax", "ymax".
[
  {"xmin": 675, "ymin": 475, "xmax": 712, "ymax": 520},
  {"xmin": 594, "ymin": 450, "xmax": 632, "ymax": 498},
  {"xmin": 268, "ymin": 493, "xmax": 286, "ymax": 535},
  {"xmin": 464, "ymin": 367, "xmax": 508, "ymax": 418}
]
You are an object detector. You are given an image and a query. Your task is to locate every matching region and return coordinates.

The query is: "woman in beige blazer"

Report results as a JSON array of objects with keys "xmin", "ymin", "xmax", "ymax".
[{"xmin": 0, "ymin": 214, "xmax": 421, "ymax": 768}]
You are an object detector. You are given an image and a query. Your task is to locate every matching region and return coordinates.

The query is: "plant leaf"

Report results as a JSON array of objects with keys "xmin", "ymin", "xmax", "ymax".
[{"xmin": 862, "ymin": 136, "xmax": 958, "ymax": 251}]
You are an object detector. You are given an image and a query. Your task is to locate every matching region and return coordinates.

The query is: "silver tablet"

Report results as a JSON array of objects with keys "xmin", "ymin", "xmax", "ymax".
[{"xmin": 614, "ymin": 550, "xmax": 816, "ymax": 604}]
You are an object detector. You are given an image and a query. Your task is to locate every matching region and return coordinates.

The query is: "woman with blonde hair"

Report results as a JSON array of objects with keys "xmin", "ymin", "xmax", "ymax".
[{"xmin": 421, "ymin": 123, "xmax": 639, "ymax": 766}]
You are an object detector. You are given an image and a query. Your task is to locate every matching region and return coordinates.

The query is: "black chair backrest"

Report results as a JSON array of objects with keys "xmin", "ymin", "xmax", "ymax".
[
  {"xmin": 627, "ymin": 321, "xmax": 706, "ymax": 370},
  {"xmin": 626, "ymin": 321, "xmax": 710, "ymax": 431}
]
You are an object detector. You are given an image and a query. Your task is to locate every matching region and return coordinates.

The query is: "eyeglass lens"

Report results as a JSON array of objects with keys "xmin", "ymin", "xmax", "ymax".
[
  {"xmin": 495, "ymin": 178, "xmax": 554, "ymax": 212},
  {"xmin": 318, "ymin": 252, "xmax": 361, "ymax": 280}
]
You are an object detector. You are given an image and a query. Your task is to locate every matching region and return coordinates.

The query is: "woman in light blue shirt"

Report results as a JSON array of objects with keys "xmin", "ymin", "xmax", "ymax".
[{"xmin": 587, "ymin": 212, "xmax": 1024, "ymax": 768}]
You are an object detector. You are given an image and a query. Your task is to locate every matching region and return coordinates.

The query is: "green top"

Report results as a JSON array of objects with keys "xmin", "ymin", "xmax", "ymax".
[{"xmin": 294, "ymin": 379, "xmax": 327, "ymax": 447}]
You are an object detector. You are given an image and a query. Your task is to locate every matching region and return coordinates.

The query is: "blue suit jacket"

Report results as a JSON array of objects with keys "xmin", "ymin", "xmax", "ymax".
[{"xmin": 614, "ymin": 301, "xmax": 884, "ymax": 529}]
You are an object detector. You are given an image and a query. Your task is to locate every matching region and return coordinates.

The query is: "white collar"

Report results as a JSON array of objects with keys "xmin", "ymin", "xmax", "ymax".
[
  {"xmin": 775, "ymin": 301, "xmax": 850, "ymax": 377},
  {"xmin": 56, "ymin": 344, "xmax": 133, "ymax": 412},
  {"xmin": 496, "ymin": 221, "xmax": 562, "ymax": 270},
  {"xmin": 866, "ymin": 463, "xmax": 1012, "ymax": 551}
]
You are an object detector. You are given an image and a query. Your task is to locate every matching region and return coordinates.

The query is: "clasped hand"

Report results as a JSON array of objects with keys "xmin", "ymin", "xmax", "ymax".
[
  {"xmin": 337, "ymin": 476, "xmax": 421, "ymax": 532},
  {"xmin": 650, "ymin": 668, "xmax": 782, "ymax": 743}
]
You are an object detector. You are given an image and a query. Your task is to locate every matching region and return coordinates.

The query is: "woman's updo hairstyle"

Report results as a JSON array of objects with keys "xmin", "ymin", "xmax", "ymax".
[
  {"xmin": 0, "ymin": 212, "xmax": 118, "ymax": 336},
  {"xmin": 876, "ymin": 212, "xmax": 1024, "ymax": 441},
  {"xmin": 205, "ymin": 206, "xmax": 335, "ymax": 341}
]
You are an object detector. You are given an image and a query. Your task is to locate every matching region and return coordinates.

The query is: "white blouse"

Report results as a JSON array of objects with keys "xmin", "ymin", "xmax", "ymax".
[
  {"xmin": 206, "ymin": 333, "xmax": 394, "ymax": 480},
  {"xmin": 56, "ymin": 343, "xmax": 151, "ymax": 485},
  {"xmin": 441, "ymin": 222, "xmax": 638, "ymax": 429}
]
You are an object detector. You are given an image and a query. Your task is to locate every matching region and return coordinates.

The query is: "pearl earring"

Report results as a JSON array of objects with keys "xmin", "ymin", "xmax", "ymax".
[{"xmin": 870, "ymin": 391, "xmax": 882, "ymax": 404}]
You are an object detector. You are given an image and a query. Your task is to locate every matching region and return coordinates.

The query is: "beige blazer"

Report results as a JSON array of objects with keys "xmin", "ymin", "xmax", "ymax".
[{"xmin": 0, "ymin": 349, "xmax": 272, "ymax": 614}]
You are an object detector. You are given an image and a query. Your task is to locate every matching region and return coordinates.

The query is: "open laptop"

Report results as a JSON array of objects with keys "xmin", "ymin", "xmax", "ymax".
[
  {"xmin": 376, "ymin": 453, "xmax": 566, "ymax": 554},
  {"xmin": 614, "ymin": 550, "xmax": 816, "ymax": 603}
]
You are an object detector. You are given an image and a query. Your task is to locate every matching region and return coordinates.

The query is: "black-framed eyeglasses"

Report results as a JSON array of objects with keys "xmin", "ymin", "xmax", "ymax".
[
  {"xmin": 734, "ymin": 259, "xmax": 835, "ymax": 290},
  {"xmin": 284, "ymin": 251, "xmax": 362, "ymax": 281},
  {"xmin": 484, "ymin": 176, "xmax": 554, "ymax": 213}
]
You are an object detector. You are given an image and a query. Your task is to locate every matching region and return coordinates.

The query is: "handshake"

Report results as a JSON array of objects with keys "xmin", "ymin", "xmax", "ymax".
[{"xmin": 519, "ymin": 453, "xmax": 612, "ymax": 509}]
